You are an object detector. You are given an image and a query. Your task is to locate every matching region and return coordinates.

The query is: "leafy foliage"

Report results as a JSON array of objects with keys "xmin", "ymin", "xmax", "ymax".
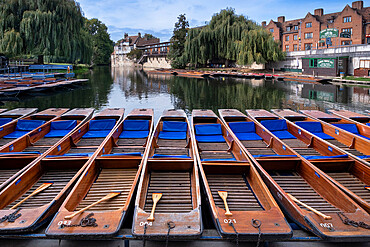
[
  {"xmin": 180, "ymin": 8, "xmax": 284, "ymax": 67},
  {"xmin": 168, "ymin": 14, "xmax": 189, "ymax": 68},
  {"xmin": 85, "ymin": 18, "xmax": 114, "ymax": 65},
  {"xmin": 127, "ymin": 49, "xmax": 143, "ymax": 60}
]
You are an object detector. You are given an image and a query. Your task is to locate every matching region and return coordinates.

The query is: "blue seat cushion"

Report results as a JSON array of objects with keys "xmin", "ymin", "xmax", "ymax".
[
  {"xmin": 229, "ymin": 122, "xmax": 255, "ymax": 133},
  {"xmin": 261, "ymin": 119, "xmax": 288, "ymax": 131},
  {"xmin": 152, "ymin": 154, "xmax": 191, "ymax": 159},
  {"xmin": 83, "ymin": 130, "xmax": 111, "ymax": 138},
  {"xmin": 303, "ymin": 154, "xmax": 348, "ymax": 160},
  {"xmin": 123, "ymin": 120, "xmax": 149, "ymax": 131},
  {"xmin": 358, "ymin": 134, "xmax": 370, "ymax": 140},
  {"xmin": 3, "ymin": 130, "xmax": 28, "ymax": 138},
  {"xmin": 332, "ymin": 124, "xmax": 359, "ymax": 134},
  {"xmin": 89, "ymin": 119, "xmax": 116, "ymax": 131},
  {"xmin": 119, "ymin": 130, "xmax": 149, "ymax": 139},
  {"xmin": 253, "ymin": 154, "xmax": 297, "ymax": 158},
  {"xmin": 102, "ymin": 152, "xmax": 142, "ymax": 157},
  {"xmin": 295, "ymin": 121, "xmax": 323, "ymax": 133},
  {"xmin": 44, "ymin": 120, "xmax": 77, "ymax": 138},
  {"xmin": 16, "ymin": 119, "xmax": 46, "ymax": 131},
  {"xmin": 366, "ymin": 123, "xmax": 370, "ymax": 127},
  {"xmin": 162, "ymin": 121, "xmax": 187, "ymax": 132},
  {"xmin": 358, "ymin": 155, "xmax": 370, "ymax": 159},
  {"xmin": 0, "ymin": 151, "xmax": 41, "ymax": 155},
  {"xmin": 159, "ymin": 131, "xmax": 186, "ymax": 140},
  {"xmin": 234, "ymin": 132, "xmax": 262, "ymax": 141},
  {"xmin": 195, "ymin": 124, "xmax": 222, "ymax": 135},
  {"xmin": 314, "ymin": 132, "xmax": 335, "ymax": 140},
  {"xmin": 201, "ymin": 158, "xmax": 237, "ymax": 161},
  {"xmin": 0, "ymin": 118, "xmax": 13, "ymax": 126},
  {"xmin": 196, "ymin": 134, "xmax": 225, "ymax": 142},
  {"xmin": 47, "ymin": 153, "xmax": 94, "ymax": 157},
  {"xmin": 271, "ymin": 130, "xmax": 296, "ymax": 139}
]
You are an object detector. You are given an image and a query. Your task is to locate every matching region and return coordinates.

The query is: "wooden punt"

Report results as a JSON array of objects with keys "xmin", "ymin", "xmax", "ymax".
[
  {"xmin": 328, "ymin": 110, "xmax": 370, "ymax": 125},
  {"xmin": 265, "ymin": 109, "xmax": 370, "ymax": 214},
  {"xmin": 132, "ymin": 109, "xmax": 202, "ymax": 240},
  {"xmin": 244, "ymin": 109, "xmax": 370, "ymax": 241},
  {"xmin": 298, "ymin": 110, "xmax": 370, "ymax": 163},
  {"xmin": 192, "ymin": 109, "xmax": 292, "ymax": 241},
  {"xmin": 45, "ymin": 109, "xmax": 153, "ymax": 238},
  {"xmin": 0, "ymin": 108, "xmax": 37, "ymax": 129}
]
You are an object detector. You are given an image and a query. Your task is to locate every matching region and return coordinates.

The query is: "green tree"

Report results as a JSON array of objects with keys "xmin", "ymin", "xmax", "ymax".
[
  {"xmin": 143, "ymin": 33, "xmax": 157, "ymax": 40},
  {"xmin": 84, "ymin": 18, "xmax": 114, "ymax": 65},
  {"xmin": 0, "ymin": 0, "xmax": 92, "ymax": 63},
  {"xmin": 168, "ymin": 14, "xmax": 189, "ymax": 68},
  {"xmin": 181, "ymin": 8, "xmax": 284, "ymax": 67}
]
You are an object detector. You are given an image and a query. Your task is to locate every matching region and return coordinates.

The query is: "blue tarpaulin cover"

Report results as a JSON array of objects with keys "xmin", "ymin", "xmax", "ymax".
[
  {"xmin": 229, "ymin": 122, "xmax": 262, "ymax": 140},
  {"xmin": 195, "ymin": 124, "xmax": 225, "ymax": 142},
  {"xmin": 158, "ymin": 121, "xmax": 187, "ymax": 140},
  {"xmin": 44, "ymin": 120, "xmax": 77, "ymax": 138},
  {"xmin": 0, "ymin": 118, "xmax": 12, "ymax": 126},
  {"xmin": 83, "ymin": 119, "xmax": 116, "ymax": 138},
  {"xmin": 295, "ymin": 121, "xmax": 334, "ymax": 140},
  {"xmin": 261, "ymin": 119, "xmax": 296, "ymax": 139},
  {"xmin": 3, "ymin": 119, "xmax": 45, "ymax": 139},
  {"xmin": 303, "ymin": 154, "xmax": 348, "ymax": 160},
  {"xmin": 120, "ymin": 119, "xmax": 150, "ymax": 139}
]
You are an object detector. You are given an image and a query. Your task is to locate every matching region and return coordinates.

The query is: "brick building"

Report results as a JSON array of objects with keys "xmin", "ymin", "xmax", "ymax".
[{"xmin": 262, "ymin": 1, "xmax": 370, "ymax": 52}]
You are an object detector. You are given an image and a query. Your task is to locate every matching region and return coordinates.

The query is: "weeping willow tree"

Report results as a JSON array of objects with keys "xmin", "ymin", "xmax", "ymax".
[
  {"xmin": 0, "ymin": 0, "xmax": 92, "ymax": 63},
  {"xmin": 180, "ymin": 8, "xmax": 284, "ymax": 67}
]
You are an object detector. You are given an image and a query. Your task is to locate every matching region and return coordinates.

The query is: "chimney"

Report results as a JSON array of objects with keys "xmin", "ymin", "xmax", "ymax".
[
  {"xmin": 314, "ymin": 8, "xmax": 324, "ymax": 16},
  {"xmin": 352, "ymin": 1, "xmax": 363, "ymax": 9},
  {"xmin": 262, "ymin": 21, "xmax": 266, "ymax": 27},
  {"xmin": 124, "ymin": 33, "xmax": 128, "ymax": 38},
  {"xmin": 277, "ymin": 16, "xmax": 285, "ymax": 23},
  {"xmin": 138, "ymin": 32, "xmax": 141, "ymax": 38}
]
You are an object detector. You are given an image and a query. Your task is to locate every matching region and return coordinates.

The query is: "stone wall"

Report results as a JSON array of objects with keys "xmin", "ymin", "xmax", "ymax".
[{"xmin": 143, "ymin": 57, "xmax": 171, "ymax": 69}]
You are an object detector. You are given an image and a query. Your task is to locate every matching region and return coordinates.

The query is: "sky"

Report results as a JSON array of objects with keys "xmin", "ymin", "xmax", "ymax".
[{"xmin": 78, "ymin": 0, "xmax": 369, "ymax": 42}]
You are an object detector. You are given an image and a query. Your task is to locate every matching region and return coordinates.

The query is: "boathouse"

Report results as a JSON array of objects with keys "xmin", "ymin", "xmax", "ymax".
[{"xmin": 301, "ymin": 56, "xmax": 348, "ymax": 76}]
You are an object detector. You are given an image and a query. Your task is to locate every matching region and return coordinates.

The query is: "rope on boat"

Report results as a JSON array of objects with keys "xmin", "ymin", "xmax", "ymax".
[
  {"xmin": 165, "ymin": 221, "xmax": 175, "ymax": 247},
  {"xmin": 337, "ymin": 212, "xmax": 370, "ymax": 229},
  {"xmin": 251, "ymin": 219, "xmax": 262, "ymax": 247},
  {"xmin": 142, "ymin": 224, "xmax": 147, "ymax": 247},
  {"xmin": 60, "ymin": 213, "xmax": 98, "ymax": 228},
  {"xmin": 0, "ymin": 208, "xmax": 21, "ymax": 223},
  {"xmin": 229, "ymin": 222, "xmax": 239, "ymax": 247}
]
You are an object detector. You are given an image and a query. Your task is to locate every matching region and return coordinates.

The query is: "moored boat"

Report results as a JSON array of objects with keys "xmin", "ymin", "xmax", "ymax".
[
  {"xmin": 132, "ymin": 109, "xmax": 202, "ymax": 240},
  {"xmin": 0, "ymin": 108, "xmax": 37, "ymax": 129},
  {"xmin": 328, "ymin": 109, "xmax": 370, "ymax": 126},
  {"xmin": 242, "ymin": 109, "xmax": 370, "ymax": 241},
  {"xmin": 193, "ymin": 109, "xmax": 292, "ymax": 241},
  {"xmin": 46, "ymin": 108, "xmax": 153, "ymax": 238}
]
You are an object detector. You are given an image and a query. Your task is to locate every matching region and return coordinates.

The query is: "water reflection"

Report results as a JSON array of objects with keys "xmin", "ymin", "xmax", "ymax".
[{"xmin": 0, "ymin": 67, "xmax": 368, "ymax": 118}]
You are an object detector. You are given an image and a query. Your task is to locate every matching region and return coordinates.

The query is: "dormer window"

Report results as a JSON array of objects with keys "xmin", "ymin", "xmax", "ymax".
[
  {"xmin": 294, "ymin": 25, "xmax": 299, "ymax": 30},
  {"xmin": 286, "ymin": 26, "xmax": 291, "ymax": 31},
  {"xmin": 305, "ymin": 22, "xmax": 312, "ymax": 28},
  {"xmin": 343, "ymin": 16, "xmax": 351, "ymax": 23}
]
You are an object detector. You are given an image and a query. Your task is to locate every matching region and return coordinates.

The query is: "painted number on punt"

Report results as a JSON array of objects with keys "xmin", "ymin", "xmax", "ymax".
[
  {"xmin": 320, "ymin": 223, "xmax": 333, "ymax": 229},
  {"xmin": 58, "ymin": 220, "xmax": 72, "ymax": 226},
  {"xmin": 139, "ymin": 222, "xmax": 153, "ymax": 226},
  {"xmin": 224, "ymin": 219, "xmax": 236, "ymax": 224}
]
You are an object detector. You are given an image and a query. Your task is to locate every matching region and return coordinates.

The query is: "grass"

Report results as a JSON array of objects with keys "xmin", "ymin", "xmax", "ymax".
[
  {"xmin": 343, "ymin": 76, "xmax": 370, "ymax": 81},
  {"xmin": 49, "ymin": 63, "xmax": 90, "ymax": 75}
]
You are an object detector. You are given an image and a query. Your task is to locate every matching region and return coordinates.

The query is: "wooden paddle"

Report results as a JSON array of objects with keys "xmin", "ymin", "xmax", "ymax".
[
  {"xmin": 287, "ymin": 193, "xmax": 332, "ymax": 220},
  {"xmin": 218, "ymin": 190, "xmax": 232, "ymax": 216},
  {"xmin": 64, "ymin": 191, "xmax": 121, "ymax": 220},
  {"xmin": 147, "ymin": 192, "xmax": 162, "ymax": 221},
  {"xmin": 11, "ymin": 182, "xmax": 53, "ymax": 209}
]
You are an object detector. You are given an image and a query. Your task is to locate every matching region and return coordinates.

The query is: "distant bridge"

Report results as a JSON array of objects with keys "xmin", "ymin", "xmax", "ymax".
[{"xmin": 137, "ymin": 42, "xmax": 170, "ymax": 64}]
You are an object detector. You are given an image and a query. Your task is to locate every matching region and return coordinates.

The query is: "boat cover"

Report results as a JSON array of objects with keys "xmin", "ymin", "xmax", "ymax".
[
  {"xmin": 295, "ymin": 121, "xmax": 335, "ymax": 140},
  {"xmin": 260, "ymin": 119, "xmax": 296, "ymax": 139},
  {"xmin": 3, "ymin": 120, "xmax": 46, "ymax": 139},
  {"xmin": 119, "ymin": 120, "xmax": 149, "ymax": 139},
  {"xmin": 44, "ymin": 120, "xmax": 77, "ymax": 138},
  {"xmin": 158, "ymin": 121, "xmax": 187, "ymax": 140},
  {"xmin": 332, "ymin": 123, "xmax": 370, "ymax": 140},
  {"xmin": 195, "ymin": 124, "xmax": 225, "ymax": 142},
  {"xmin": 229, "ymin": 122, "xmax": 262, "ymax": 140},
  {"xmin": 0, "ymin": 118, "xmax": 13, "ymax": 126},
  {"xmin": 82, "ymin": 119, "xmax": 116, "ymax": 138}
]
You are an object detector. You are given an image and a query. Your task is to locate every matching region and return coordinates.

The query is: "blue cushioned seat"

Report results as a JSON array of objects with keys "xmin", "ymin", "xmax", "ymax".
[
  {"xmin": 0, "ymin": 151, "xmax": 41, "ymax": 155},
  {"xmin": 46, "ymin": 153, "xmax": 94, "ymax": 157},
  {"xmin": 44, "ymin": 120, "xmax": 77, "ymax": 138},
  {"xmin": 253, "ymin": 154, "xmax": 297, "ymax": 158},
  {"xmin": 82, "ymin": 119, "xmax": 116, "ymax": 138},
  {"xmin": 152, "ymin": 154, "xmax": 191, "ymax": 159},
  {"xmin": 303, "ymin": 154, "xmax": 348, "ymax": 160},
  {"xmin": 0, "ymin": 118, "xmax": 12, "ymax": 126},
  {"xmin": 367, "ymin": 123, "xmax": 370, "ymax": 127},
  {"xmin": 261, "ymin": 119, "xmax": 296, "ymax": 139},
  {"xmin": 195, "ymin": 124, "xmax": 225, "ymax": 143},
  {"xmin": 201, "ymin": 158, "xmax": 237, "ymax": 161},
  {"xmin": 158, "ymin": 121, "xmax": 187, "ymax": 140},
  {"xmin": 119, "ymin": 120, "xmax": 150, "ymax": 139},
  {"xmin": 3, "ymin": 119, "xmax": 46, "ymax": 139},
  {"xmin": 295, "ymin": 121, "xmax": 335, "ymax": 140},
  {"xmin": 332, "ymin": 124, "xmax": 359, "ymax": 134},
  {"xmin": 101, "ymin": 152, "xmax": 142, "ymax": 157},
  {"xmin": 358, "ymin": 155, "xmax": 370, "ymax": 159},
  {"xmin": 229, "ymin": 122, "xmax": 262, "ymax": 141}
]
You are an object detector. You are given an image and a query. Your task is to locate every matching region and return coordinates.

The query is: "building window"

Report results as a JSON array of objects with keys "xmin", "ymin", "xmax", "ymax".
[
  {"xmin": 270, "ymin": 28, "xmax": 274, "ymax": 32},
  {"xmin": 342, "ymin": 28, "xmax": 352, "ymax": 34},
  {"xmin": 294, "ymin": 35, "xmax": 298, "ymax": 40},
  {"xmin": 286, "ymin": 26, "xmax": 291, "ymax": 31},
  {"xmin": 286, "ymin": 35, "xmax": 289, "ymax": 41},
  {"xmin": 305, "ymin": 32, "xmax": 313, "ymax": 39},
  {"xmin": 343, "ymin": 16, "xmax": 351, "ymax": 23},
  {"xmin": 294, "ymin": 25, "xmax": 299, "ymax": 30},
  {"xmin": 293, "ymin": 44, "xmax": 298, "ymax": 51},
  {"xmin": 305, "ymin": 43, "xmax": 312, "ymax": 50},
  {"xmin": 285, "ymin": 45, "xmax": 289, "ymax": 51},
  {"xmin": 367, "ymin": 37, "xmax": 370, "ymax": 44},
  {"xmin": 309, "ymin": 58, "xmax": 318, "ymax": 68},
  {"xmin": 341, "ymin": 40, "xmax": 352, "ymax": 45},
  {"xmin": 305, "ymin": 22, "xmax": 312, "ymax": 28}
]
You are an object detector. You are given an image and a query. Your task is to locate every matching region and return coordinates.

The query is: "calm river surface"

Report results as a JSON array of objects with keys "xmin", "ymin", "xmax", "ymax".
[{"xmin": 1, "ymin": 66, "xmax": 369, "ymax": 120}]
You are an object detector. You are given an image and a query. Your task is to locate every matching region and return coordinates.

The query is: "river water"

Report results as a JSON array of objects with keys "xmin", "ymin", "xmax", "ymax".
[{"xmin": 1, "ymin": 66, "xmax": 369, "ymax": 119}]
